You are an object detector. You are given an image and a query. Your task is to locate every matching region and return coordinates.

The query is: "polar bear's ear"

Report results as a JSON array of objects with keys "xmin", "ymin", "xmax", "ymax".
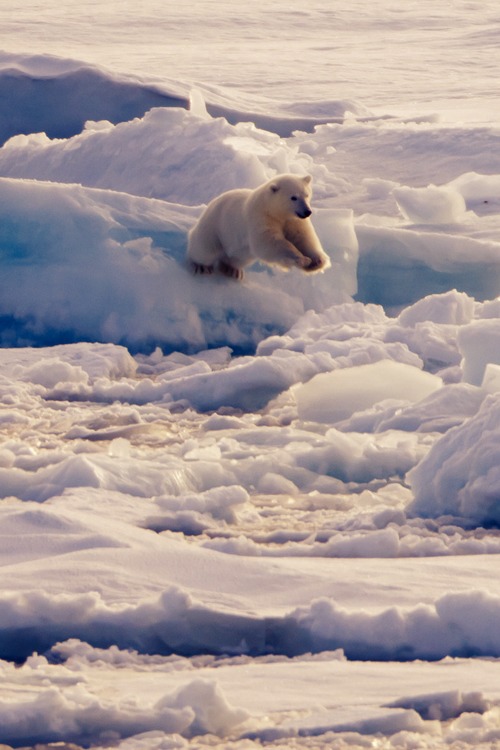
[
  {"xmin": 270, "ymin": 183, "xmax": 280, "ymax": 193},
  {"xmin": 302, "ymin": 175, "xmax": 312, "ymax": 184}
]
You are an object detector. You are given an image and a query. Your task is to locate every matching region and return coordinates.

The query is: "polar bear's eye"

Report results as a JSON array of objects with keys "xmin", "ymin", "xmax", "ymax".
[{"xmin": 291, "ymin": 196, "xmax": 298, "ymax": 201}]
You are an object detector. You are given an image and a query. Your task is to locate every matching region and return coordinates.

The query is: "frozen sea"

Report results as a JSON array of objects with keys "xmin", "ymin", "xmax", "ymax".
[{"xmin": 1, "ymin": 1, "xmax": 500, "ymax": 748}]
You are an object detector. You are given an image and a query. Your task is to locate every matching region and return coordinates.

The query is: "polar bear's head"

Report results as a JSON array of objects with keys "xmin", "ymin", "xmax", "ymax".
[{"xmin": 268, "ymin": 174, "xmax": 313, "ymax": 220}]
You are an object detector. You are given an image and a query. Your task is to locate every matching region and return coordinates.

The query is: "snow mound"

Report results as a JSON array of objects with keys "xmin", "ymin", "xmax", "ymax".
[
  {"xmin": 164, "ymin": 679, "xmax": 249, "ymax": 737},
  {"xmin": 0, "ymin": 674, "xmax": 247, "ymax": 745},
  {"xmin": 0, "ymin": 107, "xmax": 293, "ymax": 205},
  {"xmin": 0, "ymin": 452, "xmax": 198, "ymax": 503},
  {"xmin": 387, "ymin": 689, "xmax": 490, "ymax": 721},
  {"xmin": 293, "ymin": 589, "xmax": 500, "ymax": 660},
  {"xmin": 0, "ymin": 52, "xmax": 188, "ymax": 146},
  {"xmin": 294, "ymin": 361, "xmax": 442, "ymax": 424},
  {"xmin": 458, "ymin": 318, "xmax": 500, "ymax": 386},
  {"xmin": 2, "ymin": 583, "xmax": 500, "ymax": 663},
  {"xmin": 356, "ymin": 222, "xmax": 500, "ymax": 307},
  {"xmin": 0, "ymin": 52, "xmax": 368, "ymax": 142},
  {"xmin": 1, "ymin": 341, "xmax": 137, "ymax": 380},
  {"xmin": 409, "ymin": 393, "xmax": 500, "ymax": 525},
  {"xmin": 449, "ymin": 171, "xmax": 500, "ymax": 208},
  {"xmin": 0, "ymin": 176, "xmax": 350, "ymax": 353},
  {"xmin": 393, "ymin": 184, "xmax": 468, "ymax": 225}
]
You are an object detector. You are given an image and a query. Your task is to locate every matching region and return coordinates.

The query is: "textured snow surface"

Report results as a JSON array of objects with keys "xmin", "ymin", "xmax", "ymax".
[{"xmin": 1, "ymin": 1, "xmax": 500, "ymax": 748}]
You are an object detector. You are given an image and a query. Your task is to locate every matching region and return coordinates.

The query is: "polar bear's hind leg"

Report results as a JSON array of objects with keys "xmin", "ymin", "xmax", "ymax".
[
  {"xmin": 218, "ymin": 259, "xmax": 244, "ymax": 280},
  {"xmin": 187, "ymin": 217, "xmax": 224, "ymax": 276},
  {"xmin": 190, "ymin": 260, "xmax": 215, "ymax": 275}
]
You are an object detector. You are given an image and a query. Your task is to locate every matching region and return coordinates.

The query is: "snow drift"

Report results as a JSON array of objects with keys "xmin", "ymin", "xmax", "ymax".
[{"xmin": 0, "ymin": 175, "xmax": 353, "ymax": 353}]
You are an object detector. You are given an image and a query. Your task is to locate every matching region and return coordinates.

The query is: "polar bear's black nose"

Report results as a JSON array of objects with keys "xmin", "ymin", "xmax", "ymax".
[{"xmin": 297, "ymin": 207, "xmax": 312, "ymax": 219}]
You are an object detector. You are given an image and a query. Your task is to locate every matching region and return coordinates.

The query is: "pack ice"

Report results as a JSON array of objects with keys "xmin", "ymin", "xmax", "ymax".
[{"xmin": 0, "ymin": 42, "xmax": 500, "ymax": 750}]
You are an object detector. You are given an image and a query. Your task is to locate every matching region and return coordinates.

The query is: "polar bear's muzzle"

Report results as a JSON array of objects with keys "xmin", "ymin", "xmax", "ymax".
[
  {"xmin": 296, "ymin": 206, "xmax": 312, "ymax": 219},
  {"xmin": 294, "ymin": 197, "xmax": 312, "ymax": 219}
]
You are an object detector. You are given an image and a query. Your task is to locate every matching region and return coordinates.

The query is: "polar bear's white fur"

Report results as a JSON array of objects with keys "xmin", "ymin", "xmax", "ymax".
[{"xmin": 187, "ymin": 174, "xmax": 330, "ymax": 280}]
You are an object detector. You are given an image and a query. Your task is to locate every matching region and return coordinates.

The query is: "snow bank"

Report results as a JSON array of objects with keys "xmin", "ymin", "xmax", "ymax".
[
  {"xmin": 409, "ymin": 393, "xmax": 500, "ymax": 526},
  {"xmin": 0, "ymin": 289, "xmax": 488, "ymax": 416},
  {"xmin": 337, "ymin": 382, "xmax": 485, "ymax": 434},
  {"xmin": 0, "ymin": 52, "xmax": 366, "ymax": 142},
  {"xmin": 294, "ymin": 361, "xmax": 442, "ymax": 424},
  {"xmin": 356, "ymin": 222, "xmax": 500, "ymax": 307},
  {"xmin": 393, "ymin": 184, "xmax": 468, "ymax": 225},
  {"xmin": 396, "ymin": 288, "xmax": 475, "ymax": 327},
  {"xmin": 0, "ymin": 673, "xmax": 248, "ymax": 745},
  {"xmin": 0, "ymin": 107, "xmax": 290, "ymax": 205},
  {"xmin": 387, "ymin": 689, "xmax": 490, "ymax": 721},
  {"xmin": 2, "ymin": 652, "xmax": 499, "ymax": 749},
  {"xmin": 0, "ymin": 67, "xmax": 339, "ymax": 207},
  {"xmin": 0, "ymin": 402, "xmax": 426, "ymax": 503},
  {"xmin": 293, "ymin": 589, "xmax": 500, "ymax": 660},
  {"xmin": 0, "ymin": 176, "xmax": 350, "ymax": 353},
  {"xmin": 458, "ymin": 318, "xmax": 500, "ymax": 386},
  {"xmin": 449, "ymin": 171, "xmax": 500, "ymax": 208},
  {"xmin": 203, "ymin": 518, "xmax": 500, "ymax": 559},
  {"xmin": 0, "ymin": 452, "xmax": 199, "ymax": 503},
  {"xmin": 2, "ymin": 66, "xmax": 500, "ymax": 356},
  {"xmin": 1, "ymin": 583, "xmax": 500, "ymax": 664},
  {"xmin": 0, "ymin": 341, "xmax": 137, "ymax": 380},
  {"xmin": 0, "ymin": 52, "xmax": 188, "ymax": 146}
]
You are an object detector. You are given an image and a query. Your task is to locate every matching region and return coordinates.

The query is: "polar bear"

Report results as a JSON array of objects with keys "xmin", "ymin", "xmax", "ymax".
[{"xmin": 187, "ymin": 174, "xmax": 330, "ymax": 280}]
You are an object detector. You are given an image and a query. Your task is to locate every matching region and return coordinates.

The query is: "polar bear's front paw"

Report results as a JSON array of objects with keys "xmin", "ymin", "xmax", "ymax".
[
  {"xmin": 294, "ymin": 255, "xmax": 312, "ymax": 269},
  {"xmin": 219, "ymin": 260, "xmax": 244, "ymax": 280},
  {"xmin": 302, "ymin": 255, "xmax": 327, "ymax": 272}
]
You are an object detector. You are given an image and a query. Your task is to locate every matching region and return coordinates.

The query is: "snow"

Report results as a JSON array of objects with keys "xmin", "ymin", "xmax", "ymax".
[
  {"xmin": 458, "ymin": 319, "xmax": 500, "ymax": 386},
  {"xmin": 293, "ymin": 361, "xmax": 443, "ymax": 424},
  {"xmin": 1, "ymin": 1, "xmax": 500, "ymax": 748},
  {"xmin": 393, "ymin": 185, "xmax": 468, "ymax": 225},
  {"xmin": 409, "ymin": 394, "xmax": 500, "ymax": 526}
]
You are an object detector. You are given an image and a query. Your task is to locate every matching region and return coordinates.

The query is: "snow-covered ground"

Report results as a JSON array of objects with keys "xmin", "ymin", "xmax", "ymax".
[{"xmin": 1, "ymin": 2, "xmax": 500, "ymax": 748}]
